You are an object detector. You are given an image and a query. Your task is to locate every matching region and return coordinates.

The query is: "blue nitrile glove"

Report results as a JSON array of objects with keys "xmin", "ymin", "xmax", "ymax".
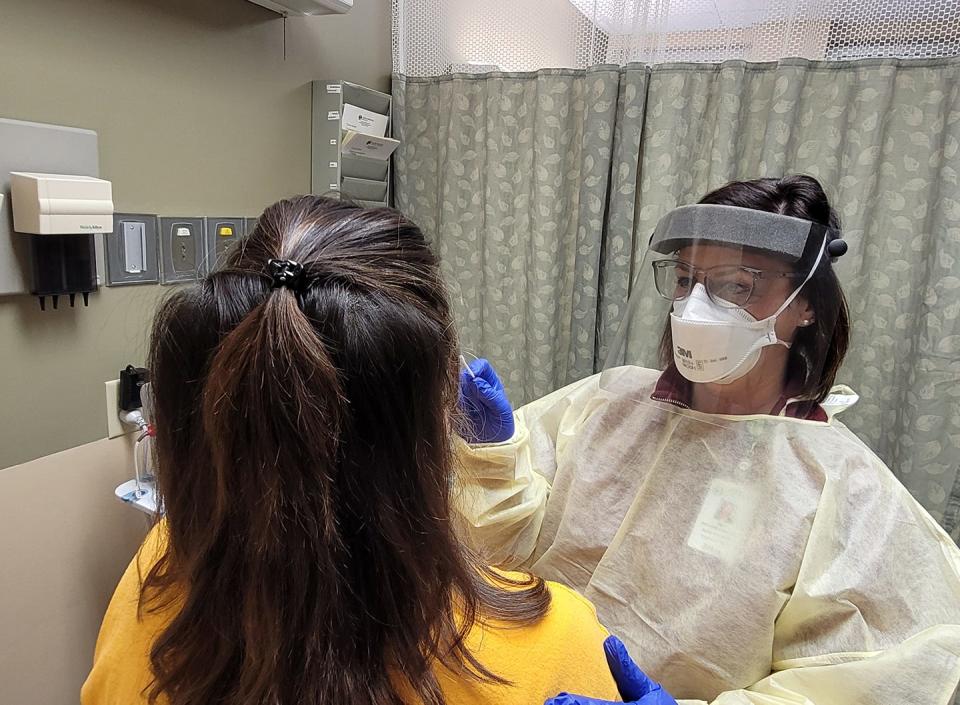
[
  {"xmin": 458, "ymin": 358, "xmax": 515, "ymax": 444},
  {"xmin": 544, "ymin": 636, "xmax": 678, "ymax": 705}
]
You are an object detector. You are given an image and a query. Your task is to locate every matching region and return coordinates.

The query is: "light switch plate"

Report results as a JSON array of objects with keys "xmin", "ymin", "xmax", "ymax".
[
  {"xmin": 203, "ymin": 217, "xmax": 244, "ymax": 272},
  {"xmin": 159, "ymin": 216, "xmax": 205, "ymax": 284},
  {"xmin": 105, "ymin": 213, "xmax": 160, "ymax": 286}
]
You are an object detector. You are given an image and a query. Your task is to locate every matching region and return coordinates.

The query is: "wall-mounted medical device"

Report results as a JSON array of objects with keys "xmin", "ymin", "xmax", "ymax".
[
  {"xmin": 204, "ymin": 217, "xmax": 243, "ymax": 271},
  {"xmin": 247, "ymin": 0, "xmax": 352, "ymax": 16},
  {"xmin": 111, "ymin": 367, "xmax": 159, "ymax": 515},
  {"xmin": 9, "ymin": 172, "xmax": 114, "ymax": 309},
  {"xmin": 159, "ymin": 216, "xmax": 205, "ymax": 284},
  {"xmin": 104, "ymin": 213, "xmax": 161, "ymax": 286}
]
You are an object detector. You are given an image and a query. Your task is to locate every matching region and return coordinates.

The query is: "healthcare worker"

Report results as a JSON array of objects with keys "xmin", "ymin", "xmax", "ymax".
[{"xmin": 456, "ymin": 176, "xmax": 960, "ymax": 705}]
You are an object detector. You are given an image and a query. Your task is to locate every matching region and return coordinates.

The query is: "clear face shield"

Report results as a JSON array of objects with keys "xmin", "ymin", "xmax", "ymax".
[{"xmin": 599, "ymin": 204, "xmax": 847, "ymax": 417}]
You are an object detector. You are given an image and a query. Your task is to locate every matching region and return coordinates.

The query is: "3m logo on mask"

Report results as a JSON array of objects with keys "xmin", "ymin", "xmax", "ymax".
[{"xmin": 676, "ymin": 346, "xmax": 694, "ymax": 359}]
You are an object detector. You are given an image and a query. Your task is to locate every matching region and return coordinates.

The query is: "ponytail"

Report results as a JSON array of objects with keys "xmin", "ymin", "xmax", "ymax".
[
  {"xmin": 202, "ymin": 288, "xmax": 344, "ymax": 546},
  {"xmin": 148, "ymin": 285, "xmax": 356, "ymax": 704}
]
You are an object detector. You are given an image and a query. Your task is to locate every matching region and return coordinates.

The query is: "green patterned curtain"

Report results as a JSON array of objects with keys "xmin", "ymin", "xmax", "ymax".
[
  {"xmin": 392, "ymin": 58, "xmax": 960, "ymax": 537},
  {"xmin": 393, "ymin": 67, "xmax": 648, "ymax": 397}
]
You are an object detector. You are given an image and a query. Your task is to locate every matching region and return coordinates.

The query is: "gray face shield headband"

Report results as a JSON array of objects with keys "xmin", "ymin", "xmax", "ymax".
[{"xmin": 648, "ymin": 204, "xmax": 846, "ymax": 262}]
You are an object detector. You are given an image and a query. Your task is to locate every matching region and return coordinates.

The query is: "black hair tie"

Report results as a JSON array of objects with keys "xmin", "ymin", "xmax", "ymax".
[{"xmin": 267, "ymin": 258, "xmax": 304, "ymax": 290}]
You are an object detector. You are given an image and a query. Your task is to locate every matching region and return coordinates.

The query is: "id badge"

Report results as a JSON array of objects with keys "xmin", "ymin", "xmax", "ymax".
[{"xmin": 686, "ymin": 478, "xmax": 759, "ymax": 563}]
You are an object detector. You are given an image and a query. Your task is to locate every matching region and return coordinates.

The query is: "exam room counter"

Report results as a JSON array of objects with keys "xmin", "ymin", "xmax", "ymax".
[{"xmin": 0, "ymin": 436, "xmax": 150, "ymax": 705}]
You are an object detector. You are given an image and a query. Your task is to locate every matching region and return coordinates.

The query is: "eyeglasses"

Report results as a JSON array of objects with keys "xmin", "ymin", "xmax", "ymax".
[{"xmin": 651, "ymin": 259, "xmax": 805, "ymax": 309}]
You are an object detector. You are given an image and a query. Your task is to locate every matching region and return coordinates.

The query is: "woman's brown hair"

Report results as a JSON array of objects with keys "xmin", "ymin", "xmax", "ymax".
[
  {"xmin": 658, "ymin": 175, "xmax": 851, "ymax": 404},
  {"xmin": 143, "ymin": 196, "xmax": 548, "ymax": 705}
]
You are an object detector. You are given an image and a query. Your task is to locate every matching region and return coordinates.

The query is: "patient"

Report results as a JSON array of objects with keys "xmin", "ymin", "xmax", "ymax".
[{"xmin": 81, "ymin": 196, "xmax": 618, "ymax": 705}]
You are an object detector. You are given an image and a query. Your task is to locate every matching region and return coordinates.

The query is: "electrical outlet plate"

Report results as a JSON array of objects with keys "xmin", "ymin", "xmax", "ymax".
[
  {"xmin": 105, "ymin": 379, "xmax": 129, "ymax": 439},
  {"xmin": 203, "ymin": 217, "xmax": 244, "ymax": 272},
  {"xmin": 105, "ymin": 213, "xmax": 160, "ymax": 286},
  {"xmin": 159, "ymin": 216, "xmax": 205, "ymax": 284}
]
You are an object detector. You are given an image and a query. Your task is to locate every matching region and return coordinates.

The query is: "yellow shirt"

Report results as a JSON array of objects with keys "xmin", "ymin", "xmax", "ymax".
[{"xmin": 82, "ymin": 525, "xmax": 619, "ymax": 705}]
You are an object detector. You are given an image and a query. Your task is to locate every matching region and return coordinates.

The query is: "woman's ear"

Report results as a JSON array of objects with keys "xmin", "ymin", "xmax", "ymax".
[{"xmin": 795, "ymin": 297, "xmax": 815, "ymax": 327}]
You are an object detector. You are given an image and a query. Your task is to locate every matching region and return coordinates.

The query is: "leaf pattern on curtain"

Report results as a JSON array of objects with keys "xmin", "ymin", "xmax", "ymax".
[
  {"xmin": 393, "ymin": 58, "xmax": 960, "ymax": 538},
  {"xmin": 393, "ymin": 67, "xmax": 640, "ymax": 397}
]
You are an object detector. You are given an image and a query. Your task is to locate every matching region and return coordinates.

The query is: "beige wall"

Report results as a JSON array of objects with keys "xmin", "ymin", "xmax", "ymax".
[
  {"xmin": 0, "ymin": 437, "xmax": 151, "ymax": 705},
  {"xmin": 0, "ymin": 0, "xmax": 392, "ymax": 469}
]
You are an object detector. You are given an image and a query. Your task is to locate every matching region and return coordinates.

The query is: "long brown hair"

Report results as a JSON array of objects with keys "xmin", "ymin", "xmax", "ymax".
[
  {"xmin": 658, "ymin": 175, "xmax": 851, "ymax": 403},
  {"xmin": 144, "ymin": 196, "xmax": 549, "ymax": 705}
]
